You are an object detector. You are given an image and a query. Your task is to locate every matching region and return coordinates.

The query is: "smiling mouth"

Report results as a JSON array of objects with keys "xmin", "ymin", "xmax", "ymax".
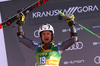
[{"xmin": 45, "ymin": 38, "xmax": 49, "ymax": 41}]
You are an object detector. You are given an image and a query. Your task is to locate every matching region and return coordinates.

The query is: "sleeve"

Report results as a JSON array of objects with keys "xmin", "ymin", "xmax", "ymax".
[
  {"xmin": 18, "ymin": 36, "xmax": 37, "ymax": 51},
  {"xmin": 58, "ymin": 25, "xmax": 78, "ymax": 51},
  {"xmin": 17, "ymin": 25, "xmax": 37, "ymax": 51}
]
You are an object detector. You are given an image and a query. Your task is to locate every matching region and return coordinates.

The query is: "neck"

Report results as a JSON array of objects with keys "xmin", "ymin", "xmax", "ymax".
[{"xmin": 41, "ymin": 42, "xmax": 53, "ymax": 50}]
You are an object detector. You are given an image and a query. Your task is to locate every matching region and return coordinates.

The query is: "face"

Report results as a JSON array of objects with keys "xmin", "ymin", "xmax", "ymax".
[{"xmin": 41, "ymin": 30, "xmax": 52, "ymax": 44}]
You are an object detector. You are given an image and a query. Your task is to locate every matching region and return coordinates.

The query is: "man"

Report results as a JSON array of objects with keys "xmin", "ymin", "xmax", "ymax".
[{"xmin": 16, "ymin": 12, "xmax": 78, "ymax": 66}]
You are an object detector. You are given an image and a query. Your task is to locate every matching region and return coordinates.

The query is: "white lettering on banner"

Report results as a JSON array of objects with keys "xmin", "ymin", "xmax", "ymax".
[
  {"xmin": 93, "ymin": 42, "xmax": 100, "ymax": 45},
  {"xmin": 32, "ymin": 9, "xmax": 61, "ymax": 18},
  {"xmin": 94, "ymin": 56, "xmax": 100, "ymax": 64},
  {"xmin": 32, "ymin": 5, "xmax": 99, "ymax": 18},
  {"xmin": 34, "ymin": 30, "xmax": 39, "ymax": 38},
  {"xmin": 64, "ymin": 60, "xmax": 85, "ymax": 65},
  {"xmin": 34, "ymin": 27, "xmax": 83, "ymax": 38},
  {"xmin": 62, "ymin": 27, "xmax": 83, "ymax": 33},
  {"xmin": 77, "ymin": 5, "xmax": 99, "ymax": 13},
  {"xmin": 93, "ymin": 25, "xmax": 100, "ymax": 29},
  {"xmin": 65, "ymin": 41, "xmax": 83, "ymax": 51}
]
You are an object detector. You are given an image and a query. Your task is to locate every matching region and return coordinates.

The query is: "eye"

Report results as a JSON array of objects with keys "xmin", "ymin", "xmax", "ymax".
[
  {"xmin": 47, "ymin": 32, "xmax": 51, "ymax": 35},
  {"xmin": 42, "ymin": 33, "xmax": 46, "ymax": 36}
]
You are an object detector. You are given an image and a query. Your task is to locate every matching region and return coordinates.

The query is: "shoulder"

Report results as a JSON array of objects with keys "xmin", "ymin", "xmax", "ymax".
[
  {"xmin": 53, "ymin": 43, "xmax": 58, "ymax": 47},
  {"xmin": 57, "ymin": 41, "xmax": 63, "ymax": 46},
  {"xmin": 32, "ymin": 41, "xmax": 40, "ymax": 46}
]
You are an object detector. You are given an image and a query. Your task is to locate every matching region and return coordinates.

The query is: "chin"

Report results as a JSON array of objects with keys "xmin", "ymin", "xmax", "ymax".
[{"xmin": 44, "ymin": 41, "xmax": 50, "ymax": 44}]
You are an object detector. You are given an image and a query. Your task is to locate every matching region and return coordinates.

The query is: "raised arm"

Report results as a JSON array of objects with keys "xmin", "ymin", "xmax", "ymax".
[
  {"xmin": 16, "ymin": 13, "xmax": 37, "ymax": 51},
  {"xmin": 58, "ymin": 14, "xmax": 78, "ymax": 53}
]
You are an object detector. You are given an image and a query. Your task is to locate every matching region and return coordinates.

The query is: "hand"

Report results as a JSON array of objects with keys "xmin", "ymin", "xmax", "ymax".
[
  {"xmin": 65, "ymin": 14, "xmax": 76, "ymax": 26},
  {"xmin": 65, "ymin": 14, "xmax": 76, "ymax": 22},
  {"xmin": 16, "ymin": 12, "xmax": 25, "ymax": 26}
]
